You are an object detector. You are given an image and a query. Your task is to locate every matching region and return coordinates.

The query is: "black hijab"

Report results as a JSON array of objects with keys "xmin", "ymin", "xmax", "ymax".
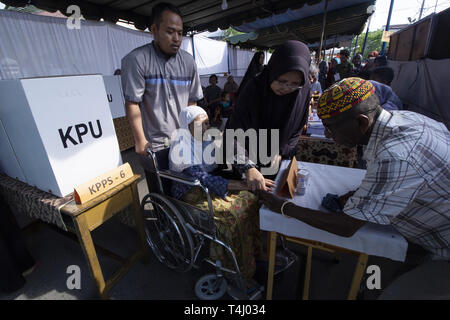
[
  {"xmin": 227, "ymin": 40, "xmax": 311, "ymax": 160},
  {"xmin": 236, "ymin": 51, "xmax": 265, "ymax": 97}
]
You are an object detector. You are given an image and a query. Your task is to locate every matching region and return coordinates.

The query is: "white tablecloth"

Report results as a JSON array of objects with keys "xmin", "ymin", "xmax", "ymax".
[{"xmin": 260, "ymin": 161, "xmax": 408, "ymax": 262}]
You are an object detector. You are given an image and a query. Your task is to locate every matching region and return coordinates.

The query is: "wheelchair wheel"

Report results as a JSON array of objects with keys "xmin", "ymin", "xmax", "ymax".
[
  {"xmin": 141, "ymin": 193, "xmax": 194, "ymax": 272},
  {"xmin": 195, "ymin": 274, "xmax": 227, "ymax": 300}
]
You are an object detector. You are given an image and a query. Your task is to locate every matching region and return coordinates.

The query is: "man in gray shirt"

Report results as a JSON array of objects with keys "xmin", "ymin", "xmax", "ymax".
[{"xmin": 121, "ymin": 3, "xmax": 203, "ymax": 191}]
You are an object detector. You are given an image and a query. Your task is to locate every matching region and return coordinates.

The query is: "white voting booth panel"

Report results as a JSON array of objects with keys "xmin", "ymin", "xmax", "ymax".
[
  {"xmin": 0, "ymin": 75, "xmax": 122, "ymax": 197},
  {"xmin": 102, "ymin": 75, "xmax": 126, "ymax": 119},
  {"xmin": 0, "ymin": 119, "xmax": 26, "ymax": 181}
]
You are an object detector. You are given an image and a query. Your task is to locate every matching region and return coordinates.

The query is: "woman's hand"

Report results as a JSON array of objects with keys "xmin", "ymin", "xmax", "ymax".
[
  {"xmin": 257, "ymin": 190, "xmax": 286, "ymax": 213},
  {"xmin": 246, "ymin": 168, "xmax": 275, "ymax": 191},
  {"xmin": 264, "ymin": 178, "xmax": 276, "ymax": 191}
]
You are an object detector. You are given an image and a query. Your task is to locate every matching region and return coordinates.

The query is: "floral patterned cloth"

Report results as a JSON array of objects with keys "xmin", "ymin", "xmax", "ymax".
[
  {"xmin": 181, "ymin": 187, "xmax": 262, "ymax": 280},
  {"xmin": 0, "ymin": 174, "xmax": 70, "ymax": 230},
  {"xmin": 0, "ymin": 174, "xmax": 136, "ymax": 230},
  {"xmin": 296, "ymin": 136, "xmax": 358, "ymax": 168}
]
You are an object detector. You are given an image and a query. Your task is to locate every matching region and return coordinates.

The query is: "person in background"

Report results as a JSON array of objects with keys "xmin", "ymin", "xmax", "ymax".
[
  {"xmin": 204, "ymin": 74, "xmax": 222, "ymax": 118},
  {"xmin": 326, "ymin": 57, "xmax": 340, "ymax": 88},
  {"xmin": 113, "ymin": 69, "xmax": 121, "ymax": 75},
  {"xmin": 370, "ymin": 66, "xmax": 395, "ymax": 86},
  {"xmin": 369, "ymin": 78, "xmax": 402, "ymax": 111},
  {"xmin": 236, "ymin": 51, "xmax": 265, "ymax": 97},
  {"xmin": 335, "ymin": 49, "xmax": 353, "ymax": 80},
  {"xmin": 120, "ymin": 2, "xmax": 203, "ymax": 193},
  {"xmin": 359, "ymin": 51, "xmax": 379, "ymax": 79},
  {"xmin": 374, "ymin": 55, "xmax": 388, "ymax": 68},
  {"xmin": 318, "ymin": 58, "xmax": 328, "ymax": 91},
  {"xmin": 351, "ymin": 54, "xmax": 363, "ymax": 76},
  {"xmin": 220, "ymin": 91, "xmax": 232, "ymax": 119},
  {"xmin": 259, "ymin": 77, "xmax": 449, "ymax": 299},
  {"xmin": 223, "ymin": 75, "xmax": 239, "ymax": 95},
  {"xmin": 223, "ymin": 75, "xmax": 239, "ymax": 110},
  {"xmin": 309, "ymin": 62, "xmax": 322, "ymax": 94}
]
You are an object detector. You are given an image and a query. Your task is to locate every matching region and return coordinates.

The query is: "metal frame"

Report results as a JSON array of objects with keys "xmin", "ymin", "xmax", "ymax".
[{"xmin": 143, "ymin": 148, "xmax": 254, "ymax": 298}]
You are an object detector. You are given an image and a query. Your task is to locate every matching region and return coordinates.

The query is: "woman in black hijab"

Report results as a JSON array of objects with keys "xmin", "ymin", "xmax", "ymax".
[
  {"xmin": 226, "ymin": 40, "xmax": 311, "ymax": 175},
  {"xmin": 236, "ymin": 51, "xmax": 265, "ymax": 97}
]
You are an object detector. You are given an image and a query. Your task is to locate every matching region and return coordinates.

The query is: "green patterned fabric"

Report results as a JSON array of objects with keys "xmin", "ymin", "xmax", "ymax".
[{"xmin": 182, "ymin": 187, "xmax": 262, "ymax": 280}]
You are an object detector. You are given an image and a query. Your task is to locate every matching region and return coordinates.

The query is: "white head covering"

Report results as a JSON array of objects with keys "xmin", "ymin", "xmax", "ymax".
[
  {"xmin": 178, "ymin": 105, "xmax": 207, "ymax": 129},
  {"xmin": 169, "ymin": 106, "xmax": 216, "ymax": 173}
]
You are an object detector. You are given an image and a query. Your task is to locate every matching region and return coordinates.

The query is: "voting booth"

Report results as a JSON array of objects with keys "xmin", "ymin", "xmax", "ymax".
[
  {"xmin": 102, "ymin": 75, "xmax": 135, "ymax": 151},
  {"xmin": 0, "ymin": 74, "xmax": 122, "ymax": 197}
]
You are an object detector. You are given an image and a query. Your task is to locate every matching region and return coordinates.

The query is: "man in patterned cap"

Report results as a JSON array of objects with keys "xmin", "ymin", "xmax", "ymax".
[{"xmin": 259, "ymin": 77, "xmax": 449, "ymax": 298}]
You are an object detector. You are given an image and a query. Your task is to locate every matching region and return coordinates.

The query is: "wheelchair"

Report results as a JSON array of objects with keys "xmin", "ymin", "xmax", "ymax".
[{"xmin": 140, "ymin": 147, "xmax": 265, "ymax": 300}]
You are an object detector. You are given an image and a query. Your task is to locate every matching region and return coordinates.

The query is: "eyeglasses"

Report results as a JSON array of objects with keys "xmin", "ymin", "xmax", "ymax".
[{"xmin": 275, "ymin": 79, "xmax": 303, "ymax": 91}]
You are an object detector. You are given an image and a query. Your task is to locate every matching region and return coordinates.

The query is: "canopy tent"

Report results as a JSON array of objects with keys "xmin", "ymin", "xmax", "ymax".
[
  {"xmin": 2, "ymin": 0, "xmax": 336, "ymax": 32},
  {"xmin": 0, "ymin": 9, "xmax": 268, "ymax": 79},
  {"xmin": 2, "ymin": 0, "xmax": 374, "ymax": 52},
  {"xmin": 226, "ymin": 1, "xmax": 374, "ymax": 50},
  {"xmin": 307, "ymin": 35, "xmax": 353, "ymax": 50}
]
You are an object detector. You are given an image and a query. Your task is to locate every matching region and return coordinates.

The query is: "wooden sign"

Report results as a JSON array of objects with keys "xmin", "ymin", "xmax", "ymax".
[
  {"xmin": 277, "ymin": 157, "xmax": 298, "ymax": 198},
  {"xmin": 382, "ymin": 30, "xmax": 394, "ymax": 43},
  {"xmin": 74, "ymin": 163, "xmax": 133, "ymax": 204}
]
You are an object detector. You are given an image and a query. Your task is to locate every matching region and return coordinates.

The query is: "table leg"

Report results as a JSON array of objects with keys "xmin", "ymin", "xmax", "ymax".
[
  {"xmin": 130, "ymin": 182, "xmax": 149, "ymax": 263},
  {"xmin": 73, "ymin": 214, "xmax": 107, "ymax": 299},
  {"xmin": 347, "ymin": 253, "xmax": 368, "ymax": 300},
  {"xmin": 303, "ymin": 246, "xmax": 313, "ymax": 300},
  {"xmin": 266, "ymin": 231, "xmax": 277, "ymax": 300}
]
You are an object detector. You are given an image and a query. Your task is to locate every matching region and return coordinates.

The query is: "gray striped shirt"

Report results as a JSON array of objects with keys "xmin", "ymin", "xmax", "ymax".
[
  {"xmin": 121, "ymin": 42, "xmax": 203, "ymax": 151},
  {"xmin": 344, "ymin": 109, "xmax": 450, "ymax": 259}
]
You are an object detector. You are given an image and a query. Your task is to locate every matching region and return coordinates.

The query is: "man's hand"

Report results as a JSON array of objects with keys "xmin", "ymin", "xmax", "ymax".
[
  {"xmin": 257, "ymin": 190, "xmax": 286, "ymax": 213},
  {"xmin": 228, "ymin": 180, "xmax": 248, "ymax": 191},
  {"xmin": 246, "ymin": 168, "xmax": 275, "ymax": 191},
  {"xmin": 135, "ymin": 139, "xmax": 151, "ymax": 155},
  {"xmin": 338, "ymin": 190, "xmax": 355, "ymax": 209}
]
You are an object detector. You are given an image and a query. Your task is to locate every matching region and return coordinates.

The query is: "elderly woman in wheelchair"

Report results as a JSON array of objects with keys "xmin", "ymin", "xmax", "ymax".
[{"xmin": 141, "ymin": 106, "xmax": 278, "ymax": 299}]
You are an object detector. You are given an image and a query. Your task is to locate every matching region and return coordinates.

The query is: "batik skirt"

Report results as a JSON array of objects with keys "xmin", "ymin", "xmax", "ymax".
[{"xmin": 181, "ymin": 187, "xmax": 262, "ymax": 280}]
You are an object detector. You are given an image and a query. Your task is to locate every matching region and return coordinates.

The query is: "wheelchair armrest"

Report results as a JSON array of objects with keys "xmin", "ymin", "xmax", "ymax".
[{"xmin": 158, "ymin": 169, "xmax": 201, "ymax": 187}]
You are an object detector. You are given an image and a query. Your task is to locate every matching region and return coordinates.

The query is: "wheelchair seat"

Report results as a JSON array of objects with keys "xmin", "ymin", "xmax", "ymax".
[{"xmin": 139, "ymin": 148, "xmax": 266, "ymax": 300}]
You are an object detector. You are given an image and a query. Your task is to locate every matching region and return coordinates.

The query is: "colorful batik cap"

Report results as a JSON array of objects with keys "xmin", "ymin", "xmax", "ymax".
[{"xmin": 318, "ymin": 77, "xmax": 375, "ymax": 119}]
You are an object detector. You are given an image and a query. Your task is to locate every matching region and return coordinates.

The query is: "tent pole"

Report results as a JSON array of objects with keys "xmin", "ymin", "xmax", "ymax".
[
  {"xmin": 361, "ymin": 14, "xmax": 372, "ymax": 57},
  {"xmin": 352, "ymin": 34, "xmax": 359, "ymax": 56},
  {"xmin": 317, "ymin": 0, "xmax": 329, "ymax": 63},
  {"xmin": 419, "ymin": 0, "xmax": 426, "ymax": 20},
  {"xmin": 380, "ymin": 0, "xmax": 395, "ymax": 55},
  {"xmin": 191, "ymin": 34, "xmax": 196, "ymax": 61},
  {"xmin": 331, "ymin": 34, "xmax": 337, "ymax": 57}
]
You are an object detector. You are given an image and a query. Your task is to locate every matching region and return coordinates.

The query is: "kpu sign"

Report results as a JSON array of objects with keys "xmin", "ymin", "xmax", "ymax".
[
  {"xmin": 0, "ymin": 75, "xmax": 122, "ymax": 197},
  {"xmin": 58, "ymin": 120, "xmax": 103, "ymax": 148}
]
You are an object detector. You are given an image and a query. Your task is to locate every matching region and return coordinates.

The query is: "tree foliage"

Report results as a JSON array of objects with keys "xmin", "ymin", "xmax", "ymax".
[{"xmin": 347, "ymin": 30, "xmax": 387, "ymax": 59}]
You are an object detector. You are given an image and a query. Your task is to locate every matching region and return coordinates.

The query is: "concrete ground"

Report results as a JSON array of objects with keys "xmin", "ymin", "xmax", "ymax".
[{"xmin": 0, "ymin": 149, "xmax": 407, "ymax": 300}]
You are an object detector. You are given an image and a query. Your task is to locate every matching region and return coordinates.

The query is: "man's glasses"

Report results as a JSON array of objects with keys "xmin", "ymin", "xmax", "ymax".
[{"xmin": 275, "ymin": 79, "xmax": 303, "ymax": 91}]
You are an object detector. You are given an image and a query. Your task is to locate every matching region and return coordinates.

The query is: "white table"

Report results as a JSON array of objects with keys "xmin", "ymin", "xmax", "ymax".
[{"xmin": 261, "ymin": 160, "xmax": 408, "ymax": 300}]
